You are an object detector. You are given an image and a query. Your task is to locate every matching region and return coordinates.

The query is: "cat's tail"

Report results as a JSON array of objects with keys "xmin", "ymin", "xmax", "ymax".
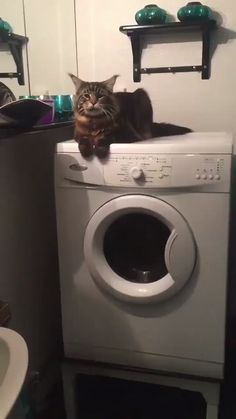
[{"xmin": 152, "ymin": 122, "xmax": 192, "ymax": 137}]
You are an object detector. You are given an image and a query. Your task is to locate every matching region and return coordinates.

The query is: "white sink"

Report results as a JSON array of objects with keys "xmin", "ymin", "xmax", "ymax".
[{"xmin": 0, "ymin": 327, "xmax": 28, "ymax": 419}]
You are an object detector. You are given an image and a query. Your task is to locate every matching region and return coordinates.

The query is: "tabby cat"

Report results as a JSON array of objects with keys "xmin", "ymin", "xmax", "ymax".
[{"xmin": 70, "ymin": 74, "xmax": 191, "ymax": 158}]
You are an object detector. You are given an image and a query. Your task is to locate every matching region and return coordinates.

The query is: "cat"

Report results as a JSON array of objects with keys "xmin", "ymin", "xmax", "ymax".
[{"xmin": 70, "ymin": 74, "xmax": 191, "ymax": 158}]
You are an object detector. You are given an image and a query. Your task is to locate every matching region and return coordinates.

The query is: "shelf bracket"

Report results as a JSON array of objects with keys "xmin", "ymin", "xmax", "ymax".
[
  {"xmin": 9, "ymin": 42, "xmax": 25, "ymax": 85},
  {"xmin": 131, "ymin": 35, "xmax": 141, "ymax": 82},
  {"xmin": 120, "ymin": 21, "xmax": 216, "ymax": 82},
  {"xmin": 0, "ymin": 30, "xmax": 28, "ymax": 86},
  {"xmin": 201, "ymin": 25, "xmax": 211, "ymax": 79}
]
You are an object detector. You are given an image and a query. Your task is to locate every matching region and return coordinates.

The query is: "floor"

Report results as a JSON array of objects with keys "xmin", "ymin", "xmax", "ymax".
[{"xmin": 38, "ymin": 379, "xmax": 66, "ymax": 419}]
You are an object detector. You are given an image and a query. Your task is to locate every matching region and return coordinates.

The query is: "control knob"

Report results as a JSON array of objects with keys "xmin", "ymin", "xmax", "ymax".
[{"xmin": 129, "ymin": 166, "xmax": 143, "ymax": 180}]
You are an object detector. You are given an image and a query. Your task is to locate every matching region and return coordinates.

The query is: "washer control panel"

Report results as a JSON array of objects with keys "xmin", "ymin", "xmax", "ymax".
[
  {"xmin": 103, "ymin": 153, "xmax": 231, "ymax": 190},
  {"xmin": 104, "ymin": 154, "xmax": 171, "ymax": 186}
]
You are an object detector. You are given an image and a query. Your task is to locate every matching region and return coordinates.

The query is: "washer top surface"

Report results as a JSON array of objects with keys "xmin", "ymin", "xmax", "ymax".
[{"xmin": 56, "ymin": 132, "xmax": 233, "ymax": 155}]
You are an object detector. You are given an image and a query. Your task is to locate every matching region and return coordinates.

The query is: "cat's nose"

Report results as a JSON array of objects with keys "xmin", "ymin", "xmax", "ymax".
[{"xmin": 90, "ymin": 94, "xmax": 97, "ymax": 105}]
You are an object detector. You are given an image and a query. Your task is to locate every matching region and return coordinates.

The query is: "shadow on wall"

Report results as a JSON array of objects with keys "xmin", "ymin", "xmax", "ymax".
[
  {"xmin": 211, "ymin": 26, "xmax": 236, "ymax": 59},
  {"xmin": 142, "ymin": 25, "xmax": 236, "ymax": 52}
]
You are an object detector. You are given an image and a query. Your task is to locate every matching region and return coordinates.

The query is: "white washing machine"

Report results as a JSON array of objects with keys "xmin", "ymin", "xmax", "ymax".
[{"xmin": 55, "ymin": 132, "xmax": 232, "ymax": 383}]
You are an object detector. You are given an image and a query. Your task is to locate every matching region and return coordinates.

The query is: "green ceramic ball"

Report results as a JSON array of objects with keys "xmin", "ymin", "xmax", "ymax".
[
  {"xmin": 135, "ymin": 4, "xmax": 167, "ymax": 25},
  {"xmin": 0, "ymin": 18, "xmax": 12, "ymax": 33},
  {"xmin": 177, "ymin": 2, "xmax": 212, "ymax": 22}
]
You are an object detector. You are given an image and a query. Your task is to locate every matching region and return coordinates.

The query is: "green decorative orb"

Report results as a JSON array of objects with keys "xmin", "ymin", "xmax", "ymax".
[
  {"xmin": 135, "ymin": 4, "xmax": 167, "ymax": 25},
  {"xmin": 177, "ymin": 2, "xmax": 212, "ymax": 22},
  {"xmin": 0, "ymin": 18, "xmax": 12, "ymax": 33}
]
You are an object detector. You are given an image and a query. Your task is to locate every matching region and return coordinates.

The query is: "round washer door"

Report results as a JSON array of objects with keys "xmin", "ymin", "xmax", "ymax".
[{"xmin": 84, "ymin": 195, "xmax": 196, "ymax": 303}]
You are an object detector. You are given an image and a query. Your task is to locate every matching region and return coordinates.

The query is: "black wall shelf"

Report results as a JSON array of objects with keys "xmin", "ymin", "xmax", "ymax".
[
  {"xmin": 119, "ymin": 20, "xmax": 217, "ymax": 82},
  {"xmin": 0, "ymin": 29, "xmax": 29, "ymax": 85}
]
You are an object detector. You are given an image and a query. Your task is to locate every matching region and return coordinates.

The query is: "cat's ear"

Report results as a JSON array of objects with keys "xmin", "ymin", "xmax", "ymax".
[
  {"xmin": 69, "ymin": 73, "xmax": 84, "ymax": 91},
  {"xmin": 102, "ymin": 75, "xmax": 119, "ymax": 92}
]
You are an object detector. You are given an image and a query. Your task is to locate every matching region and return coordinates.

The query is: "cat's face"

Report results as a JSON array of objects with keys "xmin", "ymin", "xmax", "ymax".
[{"xmin": 70, "ymin": 74, "xmax": 119, "ymax": 119}]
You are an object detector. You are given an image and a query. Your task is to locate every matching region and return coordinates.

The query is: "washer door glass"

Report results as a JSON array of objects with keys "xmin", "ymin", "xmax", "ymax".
[
  {"xmin": 84, "ymin": 195, "xmax": 196, "ymax": 303},
  {"xmin": 104, "ymin": 213, "xmax": 170, "ymax": 283}
]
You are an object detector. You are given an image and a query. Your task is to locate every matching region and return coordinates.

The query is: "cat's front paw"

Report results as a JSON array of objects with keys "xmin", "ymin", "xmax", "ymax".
[
  {"xmin": 94, "ymin": 143, "xmax": 110, "ymax": 159},
  {"xmin": 78, "ymin": 138, "xmax": 93, "ymax": 158},
  {"xmin": 94, "ymin": 137, "xmax": 112, "ymax": 159}
]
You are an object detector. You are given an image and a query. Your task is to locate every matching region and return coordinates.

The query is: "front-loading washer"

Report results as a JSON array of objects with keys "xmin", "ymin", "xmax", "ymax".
[{"xmin": 55, "ymin": 132, "xmax": 232, "ymax": 381}]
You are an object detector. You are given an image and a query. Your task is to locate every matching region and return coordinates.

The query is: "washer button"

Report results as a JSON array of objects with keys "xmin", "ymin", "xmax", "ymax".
[
  {"xmin": 195, "ymin": 173, "xmax": 200, "ymax": 180},
  {"xmin": 201, "ymin": 174, "xmax": 207, "ymax": 180},
  {"xmin": 215, "ymin": 174, "xmax": 221, "ymax": 180},
  {"xmin": 208, "ymin": 174, "xmax": 214, "ymax": 180},
  {"xmin": 159, "ymin": 173, "xmax": 164, "ymax": 179}
]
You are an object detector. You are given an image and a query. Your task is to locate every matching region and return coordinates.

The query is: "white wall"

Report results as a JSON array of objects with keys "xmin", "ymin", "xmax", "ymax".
[
  {"xmin": 75, "ymin": 0, "xmax": 236, "ymax": 135},
  {"xmin": 24, "ymin": 0, "xmax": 77, "ymax": 95}
]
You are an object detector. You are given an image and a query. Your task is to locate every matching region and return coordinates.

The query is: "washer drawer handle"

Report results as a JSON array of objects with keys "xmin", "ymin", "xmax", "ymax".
[{"xmin": 69, "ymin": 163, "xmax": 87, "ymax": 172}]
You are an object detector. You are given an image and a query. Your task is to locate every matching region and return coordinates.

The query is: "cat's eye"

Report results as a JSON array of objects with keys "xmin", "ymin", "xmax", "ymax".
[{"xmin": 83, "ymin": 93, "xmax": 90, "ymax": 100}]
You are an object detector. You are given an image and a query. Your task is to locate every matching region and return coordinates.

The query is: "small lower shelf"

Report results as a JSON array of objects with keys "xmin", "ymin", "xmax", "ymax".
[
  {"xmin": 0, "ymin": 30, "xmax": 29, "ymax": 85},
  {"xmin": 119, "ymin": 20, "xmax": 217, "ymax": 81}
]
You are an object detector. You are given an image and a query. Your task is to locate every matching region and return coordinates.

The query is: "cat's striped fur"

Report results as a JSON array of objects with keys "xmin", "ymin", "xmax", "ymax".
[{"xmin": 70, "ymin": 74, "xmax": 191, "ymax": 158}]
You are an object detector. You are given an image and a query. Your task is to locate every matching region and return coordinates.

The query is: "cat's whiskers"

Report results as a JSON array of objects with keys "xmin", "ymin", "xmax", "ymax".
[
  {"xmin": 78, "ymin": 107, "xmax": 85, "ymax": 115},
  {"xmin": 105, "ymin": 105, "xmax": 116, "ymax": 117},
  {"xmin": 107, "ymin": 105, "xmax": 118, "ymax": 117},
  {"xmin": 102, "ymin": 108, "xmax": 113, "ymax": 120}
]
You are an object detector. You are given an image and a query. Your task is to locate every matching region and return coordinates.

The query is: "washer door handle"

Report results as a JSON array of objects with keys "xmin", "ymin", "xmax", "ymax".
[
  {"xmin": 165, "ymin": 228, "xmax": 196, "ymax": 285},
  {"xmin": 164, "ymin": 230, "xmax": 178, "ymax": 273}
]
